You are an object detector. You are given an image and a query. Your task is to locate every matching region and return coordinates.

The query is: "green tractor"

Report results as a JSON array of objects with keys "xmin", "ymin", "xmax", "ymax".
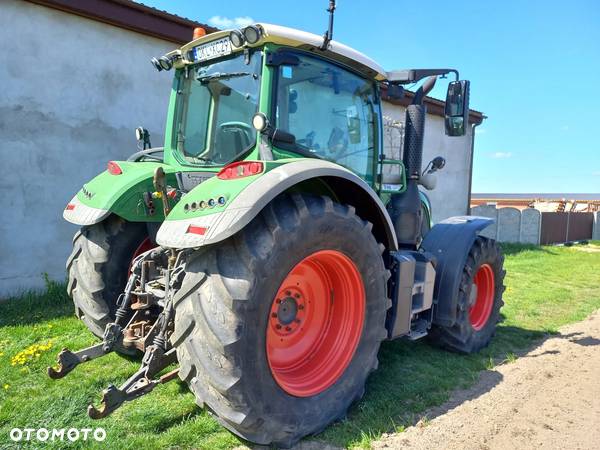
[{"xmin": 50, "ymin": 4, "xmax": 504, "ymax": 447}]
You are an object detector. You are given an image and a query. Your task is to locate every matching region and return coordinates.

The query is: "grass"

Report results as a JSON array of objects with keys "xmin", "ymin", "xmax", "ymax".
[{"xmin": 1, "ymin": 243, "xmax": 599, "ymax": 449}]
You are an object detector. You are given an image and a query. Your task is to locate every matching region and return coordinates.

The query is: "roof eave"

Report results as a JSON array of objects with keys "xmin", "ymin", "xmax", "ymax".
[{"xmin": 24, "ymin": 0, "xmax": 217, "ymax": 44}]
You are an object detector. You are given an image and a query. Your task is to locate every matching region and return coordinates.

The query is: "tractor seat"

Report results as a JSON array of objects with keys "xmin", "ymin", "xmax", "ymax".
[{"xmin": 215, "ymin": 128, "xmax": 250, "ymax": 163}]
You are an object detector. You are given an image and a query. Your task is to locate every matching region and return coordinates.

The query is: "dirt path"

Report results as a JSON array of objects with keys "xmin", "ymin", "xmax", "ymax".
[{"xmin": 372, "ymin": 311, "xmax": 600, "ymax": 450}]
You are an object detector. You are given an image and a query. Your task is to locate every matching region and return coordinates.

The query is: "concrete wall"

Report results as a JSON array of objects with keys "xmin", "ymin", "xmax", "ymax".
[
  {"xmin": 0, "ymin": 0, "xmax": 175, "ymax": 296},
  {"xmin": 382, "ymin": 103, "xmax": 473, "ymax": 224},
  {"xmin": 471, "ymin": 205, "xmax": 542, "ymax": 244}
]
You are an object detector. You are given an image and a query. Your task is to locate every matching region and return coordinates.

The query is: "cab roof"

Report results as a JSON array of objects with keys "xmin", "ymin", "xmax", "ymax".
[{"xmin": 178, "ymin": 23, "xmax": 388, "ymax": 81}]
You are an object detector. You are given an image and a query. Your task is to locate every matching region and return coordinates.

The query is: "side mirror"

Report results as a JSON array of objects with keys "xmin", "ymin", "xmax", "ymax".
[
  {"xmin": 135, "ymin": 126, "xmax": 151, "ymax": 149},
  {"xmin": 431, "ymin": 156, "xmax": 446, "ymax": 172},
  {"xmin": 444, "ymin": 80, "xmax": 470, "ymax": 136}
]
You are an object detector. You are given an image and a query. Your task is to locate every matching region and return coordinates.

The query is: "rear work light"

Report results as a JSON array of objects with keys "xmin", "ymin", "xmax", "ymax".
[
  {"xmin": 186, "ymin": 225, "xmax": 208, "ymax": 236},
  {"xmin": 217, "ymin": 161, "xmax": 264, "ymax": 180},
  {"xmin": 107, "ymin": 161, "xmax": 122, "ymax": 175}
]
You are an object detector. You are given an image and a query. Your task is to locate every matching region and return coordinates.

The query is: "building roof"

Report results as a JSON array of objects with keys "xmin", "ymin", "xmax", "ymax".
[{"xmin": 25, "ymin": 0, "xmax": 217, "ymax": 44}]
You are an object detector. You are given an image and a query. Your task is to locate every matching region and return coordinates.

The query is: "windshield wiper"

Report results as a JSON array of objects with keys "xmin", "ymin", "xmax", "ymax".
[{"xmin": 196, "ymin": 71, "xmax": 250, "ymax": 84}]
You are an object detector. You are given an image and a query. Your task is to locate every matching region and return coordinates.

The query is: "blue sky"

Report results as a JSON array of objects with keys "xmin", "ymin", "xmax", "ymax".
[{"xmin": 145, "ymin": 0, "xmax": 599, "ymax": 193}]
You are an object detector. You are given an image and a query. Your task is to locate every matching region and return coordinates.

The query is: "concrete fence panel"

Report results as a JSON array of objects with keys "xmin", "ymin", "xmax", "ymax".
[
  {"xmin": 497, "ymin": 208, "xmax": 521, "ymax": 243},
  {"xmin": 520, "ymin": 208, "xmax": 542, "ymax": 244},
  {"xmin": 470, "ymin": 205, "xmax": 541, "ymax": 244},
  {"xmin": 594, "ymin": 212, "xmax": 600, "ymax": 240},
  {"xmin": 471, "ymin": 204, "xmax": 498, "ymax": 240}
]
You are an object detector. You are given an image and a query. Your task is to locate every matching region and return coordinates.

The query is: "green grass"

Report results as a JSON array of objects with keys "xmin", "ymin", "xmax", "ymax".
[{"xmin": 1, "ymin": 244, "xmax": 599, "ymax": 449}]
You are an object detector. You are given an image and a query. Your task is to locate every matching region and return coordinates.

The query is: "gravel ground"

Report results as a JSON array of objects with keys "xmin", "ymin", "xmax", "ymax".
[{"xmin": 372, "ymin": 310, "xmax": 600, "ymax": 450}]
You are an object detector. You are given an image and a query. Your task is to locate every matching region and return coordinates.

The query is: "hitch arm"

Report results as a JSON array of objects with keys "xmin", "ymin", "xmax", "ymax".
[
  {"xmin": 87, "ymin": 347, "xmax": 178, "ymax": 419},
  {"xmin": 47, "ymin": 343, "xmax": 109, "ymax": 379}
]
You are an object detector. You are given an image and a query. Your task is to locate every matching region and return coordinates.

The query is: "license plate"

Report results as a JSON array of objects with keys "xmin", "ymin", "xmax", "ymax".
[{"xmin": 193, "ymin": 38, "xmax": 232, "ymax": 62}]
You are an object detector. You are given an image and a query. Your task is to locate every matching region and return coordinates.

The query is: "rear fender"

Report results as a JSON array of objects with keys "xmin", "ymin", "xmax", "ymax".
[
  {"xmin": 63, "ymin": 162, "xmax": 189, "ymax": 226},
  {"xmin": 420, "ymin": 216, "xmax": 494, "ymax": 327},
  {"xmin": 156, "ymin": 159, "xmax": 398, "ymax": 250}
]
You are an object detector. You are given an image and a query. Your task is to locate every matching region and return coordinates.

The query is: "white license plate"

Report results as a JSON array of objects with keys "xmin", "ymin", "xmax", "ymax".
[{"xmin": 193, "ymin": 38, "xmax": 232, "ymax": 62}]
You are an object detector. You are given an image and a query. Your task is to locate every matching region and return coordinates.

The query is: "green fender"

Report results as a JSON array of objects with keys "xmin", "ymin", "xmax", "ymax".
[{"xmin": 63, "ymin": 161, "xmax": 185, "ymax": 225}]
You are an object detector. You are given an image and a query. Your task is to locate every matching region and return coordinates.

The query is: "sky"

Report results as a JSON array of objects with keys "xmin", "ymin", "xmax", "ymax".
[{"xmin": 144, "ymin": 0, "xmax": 600, "ymax": 193}]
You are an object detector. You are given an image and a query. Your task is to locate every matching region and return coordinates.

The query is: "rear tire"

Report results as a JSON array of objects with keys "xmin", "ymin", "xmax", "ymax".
[
  {"xmin": 428, "ymin": 236, "xmax": 505, "ymax": 353},
  {"xmin": 172, "ymin": 194, "xmax": 390, "ymax": 447},
  {"xmin": 67, "ymin": 215, "xmax": 149, "ymax": 346}
]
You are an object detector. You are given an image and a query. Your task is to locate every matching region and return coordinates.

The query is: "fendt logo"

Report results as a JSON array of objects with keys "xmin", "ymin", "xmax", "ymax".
[{"xmin": 9, "ymin": 427, "xmax": 106, "ymax": 443}]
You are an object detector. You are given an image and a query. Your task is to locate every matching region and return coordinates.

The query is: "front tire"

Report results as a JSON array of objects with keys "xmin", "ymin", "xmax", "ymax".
[
  {"xmin": 171, "ymin": 194, "xmax": 390, "ymax": 447},
  {"xmin": 429, "ymin": 236, "xmax": 505, "ymax": 353}
]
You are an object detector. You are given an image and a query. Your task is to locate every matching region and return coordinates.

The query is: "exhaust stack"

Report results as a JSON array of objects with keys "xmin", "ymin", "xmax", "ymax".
[
  {"xmin": 402, "ymin": 105, "xmax": 426, "ymax": 180},
  {"xmin": 388, "ymin": 76, "xmax": 436, "ymax": 247}
]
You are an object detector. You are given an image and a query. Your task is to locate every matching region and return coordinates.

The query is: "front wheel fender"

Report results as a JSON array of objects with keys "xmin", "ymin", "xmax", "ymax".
[{"xmin": 420, "ymin": 216, "xmax": 495, "ymax": 327}]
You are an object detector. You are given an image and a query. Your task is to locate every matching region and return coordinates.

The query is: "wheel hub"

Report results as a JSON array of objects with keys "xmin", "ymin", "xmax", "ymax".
[
  {"xmin": 269, "ymin": 289, "xmax": 305, "ymax": 336},
  {"xmin": 277, "ymin": 296, "xmax": 298, "ymax": 325}
]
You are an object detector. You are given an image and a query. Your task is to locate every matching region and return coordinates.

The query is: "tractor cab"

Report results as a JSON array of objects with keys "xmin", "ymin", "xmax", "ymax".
[{"xmin": 153, "ymin": 23, "xmax": 390, "ymax": 184}]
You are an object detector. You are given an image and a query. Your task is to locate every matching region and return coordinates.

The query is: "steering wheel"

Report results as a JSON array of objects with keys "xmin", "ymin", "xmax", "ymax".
[{"xmin": 219, "ymin": 121, "xmax": 254, "ymax": 143}]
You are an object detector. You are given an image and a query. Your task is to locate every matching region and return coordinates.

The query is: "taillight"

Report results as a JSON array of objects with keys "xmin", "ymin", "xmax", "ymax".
[
  {"xmin": 65, "ymin": 204, "xmax": 76, "ymax": 211},
  {"xmin": 107, "ymin": 161, "xmax": 122, "ymax": 175},
  {"xmin": 186, "ymin": 225, "xmax": 208, "ymax": 235},
  {"xmin": 217, "ymin": 161, "xmax": 264, "ymax": 180}
]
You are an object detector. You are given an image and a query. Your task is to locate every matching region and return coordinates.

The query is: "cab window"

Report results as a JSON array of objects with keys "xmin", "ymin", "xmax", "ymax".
[{"xmin": 274, "ymin": 54, "xmax": 378, "ymax": 179}]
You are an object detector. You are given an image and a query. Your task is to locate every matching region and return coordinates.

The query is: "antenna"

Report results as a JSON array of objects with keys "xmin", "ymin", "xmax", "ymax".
[{"xmin": 320, "ymin": 0, "xmax": 336, "ymax": 51}]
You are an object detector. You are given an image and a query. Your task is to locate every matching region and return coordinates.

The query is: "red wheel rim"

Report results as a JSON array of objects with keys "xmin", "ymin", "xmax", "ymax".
[
  {"xmin": 266, "ymin": 250, "xmax": 365, "ymax": 397},
  {"xmin": 128, "ymin": 237, "xmax": 155, "ymax": 273},
  {"xmin": 469, "ymin": 263, "xmax": 495, "ymax": 330}
]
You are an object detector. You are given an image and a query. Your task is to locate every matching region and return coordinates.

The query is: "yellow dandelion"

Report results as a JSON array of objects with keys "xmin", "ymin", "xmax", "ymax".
[{"xmin": 3, "ymin": 384, "xmax": 9, "ymax": 390}]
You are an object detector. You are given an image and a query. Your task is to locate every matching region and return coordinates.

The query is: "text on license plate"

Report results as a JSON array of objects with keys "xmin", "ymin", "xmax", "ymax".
[{"xmin": 194, "ymin": 38, "xmax": 232, "ymax": 62}]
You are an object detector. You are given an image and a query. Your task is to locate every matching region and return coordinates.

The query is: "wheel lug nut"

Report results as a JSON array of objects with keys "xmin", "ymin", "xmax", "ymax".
[
  {"xmin": 298, "ymin": 305, "xmax": 304, "ymax": 310},
  {"xmin": 295, "ymin": 319, "xmax": 301, "ymax": 323},
  {"xmin": 286, "ymin": 326, "xmax": 292, "ymax": 331},
  {"xmin": 285, "ymin": 290, "xmax": 291, "ymax": 296},
  {"xmin": 276, "ymin": 298, "xmax": 281, "ymax": 304},
  {"xmin": 294, "ymin": 293, "xmax": 300, "ymax": 299},
  {"xmin": 271, "ymin": 313, "xmax": 277, "ymax": 318},
  {"xmin": 276, "ymin": 324, "xmax": 282, "ymax": 329}
]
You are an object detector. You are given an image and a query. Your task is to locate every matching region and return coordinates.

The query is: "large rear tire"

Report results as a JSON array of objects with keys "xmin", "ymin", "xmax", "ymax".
[
  {"xmin": 428, "ymin": 236, "xmax": 505, "ymax": 353},
  {"xmin": 171, "ymin": 194, "xmax": 390, "ymax": 447},
  {"xmin": 66, "ymin": 215, "xmax": 150, "ymax": 343}
]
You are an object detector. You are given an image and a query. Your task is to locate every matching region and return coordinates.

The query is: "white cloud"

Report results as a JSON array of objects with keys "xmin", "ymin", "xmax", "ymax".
[
  {"xmin": 208, "ymin": 16, "xmax": 255, "ymax": 29},
  {"xmin": 490, "ymin": 152, "xmax": 512, "ymax": 159}
]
